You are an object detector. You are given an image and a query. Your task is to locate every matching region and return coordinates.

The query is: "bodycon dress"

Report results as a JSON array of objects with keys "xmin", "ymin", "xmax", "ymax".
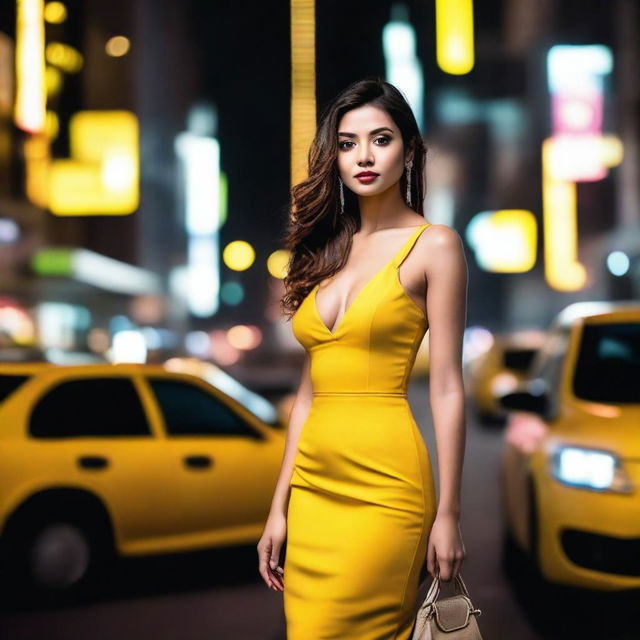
[{"xmin": 284, "ymin": 222, "xmax": 437, "ymax": 639}]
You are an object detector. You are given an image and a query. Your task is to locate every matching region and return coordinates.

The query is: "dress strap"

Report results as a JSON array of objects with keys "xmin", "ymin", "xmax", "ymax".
[{"xmin": 391, "ymin": 223, "xmax": 431, "ymax": 268}]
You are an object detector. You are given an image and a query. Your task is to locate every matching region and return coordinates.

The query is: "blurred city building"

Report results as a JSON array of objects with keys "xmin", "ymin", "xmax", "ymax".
[{"xmin": 0, "ymin": 0, "xmax": 637, "ymax": 378}]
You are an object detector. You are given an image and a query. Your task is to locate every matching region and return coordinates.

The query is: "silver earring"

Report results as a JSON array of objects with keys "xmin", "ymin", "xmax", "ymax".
[
  {"xmin": 338, "ymin": 176, "xmax": 345, "ymax": 215},
  {"xmin": 405, "ymin": 161, "xmax": 413, "ymax": 206}
]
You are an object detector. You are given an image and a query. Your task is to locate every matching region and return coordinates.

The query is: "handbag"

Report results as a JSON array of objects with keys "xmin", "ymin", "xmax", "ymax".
[{"xmin": 411, "ymin": 572, "xmax": 483, "ymax": 640}]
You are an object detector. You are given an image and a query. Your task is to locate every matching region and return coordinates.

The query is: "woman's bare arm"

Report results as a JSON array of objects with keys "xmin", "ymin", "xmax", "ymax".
[
  {"xmin": 258, "ymin": 351, "xmax": 313, "ymax": 591},
  {"xmin": 269, "ymin": 350, "xmax": 313, "ymax": 517},
  {"xmin": 422, "ymin": 224, "xmax": 468, "ymax": 580}
]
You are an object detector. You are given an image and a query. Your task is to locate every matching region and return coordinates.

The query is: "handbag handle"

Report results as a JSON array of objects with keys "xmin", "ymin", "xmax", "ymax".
[{"xmin": 419, "ymin": 570, "xmax": 476, "ymax": 611}]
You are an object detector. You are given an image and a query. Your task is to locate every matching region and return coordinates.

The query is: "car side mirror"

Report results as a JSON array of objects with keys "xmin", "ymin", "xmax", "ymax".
[{"xmin": 499, "ymin": 390, "xmax": 548, "ymax": 416}]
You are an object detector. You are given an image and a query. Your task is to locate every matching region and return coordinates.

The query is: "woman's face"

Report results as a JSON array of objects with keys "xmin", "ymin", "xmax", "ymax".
[{"xmin": 336, "ymin": 104, "xmax": 411, "ymax": 198}]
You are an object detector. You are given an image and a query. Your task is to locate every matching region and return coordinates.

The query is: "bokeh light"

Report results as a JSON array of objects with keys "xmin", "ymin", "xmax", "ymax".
[
  {"xmin": 44, "ymin": 2, "xmax": 67, "ymax": 24},
  {"xmin": 223, "ymin": 240, "xmax": 255, "ymax": 271},
  {"xmin": 105, "ymin": 35, "xmax": 131, "ymax": 57},
  {"xmin": 267, "ymin": 249, "xmax": 290, "ymax": 279}
]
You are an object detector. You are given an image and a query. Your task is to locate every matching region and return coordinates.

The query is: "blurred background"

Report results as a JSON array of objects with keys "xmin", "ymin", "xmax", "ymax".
[{"xmin": 0, "ymin": 0, "xmax": 639, "ymax": 639}]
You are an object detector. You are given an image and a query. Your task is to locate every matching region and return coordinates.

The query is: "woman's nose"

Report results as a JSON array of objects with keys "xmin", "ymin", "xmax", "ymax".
[{"xmin": 358, "ymin": 145, "xmax": 374, "ymax": 166}]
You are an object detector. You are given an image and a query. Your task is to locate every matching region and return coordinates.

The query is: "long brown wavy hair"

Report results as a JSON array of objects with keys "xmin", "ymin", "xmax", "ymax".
[{"xmin": 280, "ymin": 76, "xmax": 428, "ymax": 320}]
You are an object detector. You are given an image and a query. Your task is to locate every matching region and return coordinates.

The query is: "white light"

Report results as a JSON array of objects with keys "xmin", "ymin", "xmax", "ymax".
[
  {"xmin": 0, "ymin": 219, "xmax": 20, "ymax": 243},
  {"xmin": 112, "ymin": 329, "xmax": 147, "ymax": 363},
  {"xmin": 554, "ymin": 301, "xmax": 625, "ymax": 326},
  {"xmin": 73, "ymin": 249, "xmax": 161, "ymax": 295},
  {"xmin": 554, "ymin": 446, "xmax": 616, "ymax": 489},
  {"xmin": 102, "ymin": 150, "xmax": 135, "ymax": 191},
  {"xmin": 141, "ymin": 326, "xmax": 162, "ymax": 349},
  {"xmin": 547, "ymin": 45, "xmax": 613, "ymax": 94},
  {"xmin": 168, "ymin": 265, "xmax": 189, "ymax": 300},
  {"xmin": 175, "ymin": 132, "xmax": 220, "ymax": 235},
  {"xmin": 382, "ymin": 8, "xmax": 424, "ymax": 131},
  {"xmin": 185, "ymin": 330, "xmax": 210, "ymax": 358},
  {"xmin": 546, "ymin": 134, "xmax": 608, "ymax": 182},
  {"xmin": 36, "ymin": 302, "xmax": 86, "ymax": 349},
  {"xmin": 606, "ymin": 250, "xmax": 630, "ymax": 276},
  {"xmin": 187, "ymin": 236, "xmax": 219, "ymax": 317}
]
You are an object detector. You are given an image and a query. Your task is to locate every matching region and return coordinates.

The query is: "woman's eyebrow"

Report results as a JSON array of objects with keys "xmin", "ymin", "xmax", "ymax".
[{"xmin": 337, "ymin": 127, "xmax": 394, "ymax": 138}]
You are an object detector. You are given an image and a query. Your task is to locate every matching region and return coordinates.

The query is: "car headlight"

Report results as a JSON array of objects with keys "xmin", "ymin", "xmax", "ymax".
[{"xmin": 550, "ymin": 446, "xmax": 634, "ymax": 494}]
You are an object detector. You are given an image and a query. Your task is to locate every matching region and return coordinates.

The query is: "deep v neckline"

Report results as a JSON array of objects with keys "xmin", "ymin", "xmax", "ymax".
[{"xmin": 312, "ymin": 223, "xmax": 429, "ymax": 337}]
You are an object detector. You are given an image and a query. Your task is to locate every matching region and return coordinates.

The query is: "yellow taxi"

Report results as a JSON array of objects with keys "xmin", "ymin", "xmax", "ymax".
[
  {"xmin": 467, "ymin": 331, "xmax": 544, "ymax": 423},
  {"xmin": 0, "ymin": 362, "xmax": 285, "ymax": 595},
  {"xmin": 499, "ymin": 301, "xmax": 640, "ymax": 591}
]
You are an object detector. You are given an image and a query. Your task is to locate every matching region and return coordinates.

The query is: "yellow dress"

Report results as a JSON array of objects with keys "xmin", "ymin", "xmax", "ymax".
[{"xmin": 284, "ymin": 222, "xmax": 437, "ymax": 640}]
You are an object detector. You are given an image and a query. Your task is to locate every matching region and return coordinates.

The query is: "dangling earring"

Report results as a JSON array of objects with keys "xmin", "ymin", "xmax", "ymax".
[
  {"xmin": 338, "ymin": 176, "xmax": 345, "ymax": 215},
  {"xmin": 405, "ymin": 160, "xmax": 413, "ymax": 207}
]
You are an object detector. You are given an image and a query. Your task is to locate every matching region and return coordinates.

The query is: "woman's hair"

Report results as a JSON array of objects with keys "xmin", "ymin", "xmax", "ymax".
[{"xmin": 279, "ymin": 76, "xmax": 428, "ymax": 320}]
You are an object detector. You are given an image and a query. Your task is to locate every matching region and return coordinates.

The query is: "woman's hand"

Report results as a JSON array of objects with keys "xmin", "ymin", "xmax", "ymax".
[
  {"xmin": 257, "ymin": 510, "xmax": 287, "ymax": 591},
  {"xmin": 426, "ymin": 512, "xmax": 465, "ymax": 582}
]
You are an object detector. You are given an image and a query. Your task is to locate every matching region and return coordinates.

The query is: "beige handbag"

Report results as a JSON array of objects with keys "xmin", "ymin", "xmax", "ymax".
[{"xmin": 412, "ymin": 572, "xmax": 483, "ymax": 640}]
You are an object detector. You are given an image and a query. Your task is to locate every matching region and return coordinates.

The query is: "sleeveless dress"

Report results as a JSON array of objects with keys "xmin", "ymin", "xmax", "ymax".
[{"xmin": 284, "ymin": 222, "xmax": 437, "ymax": 640}]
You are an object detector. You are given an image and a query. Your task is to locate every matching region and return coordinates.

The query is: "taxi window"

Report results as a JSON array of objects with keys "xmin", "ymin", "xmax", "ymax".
[
  {"xmin": 573, "ymin": 322, "xmax": 640, "ymax": 404},
  {"xmin": 0, "ymin": 375, "xmax": 30, "ymax": 402},
  {"xmin": 30, "ymin": 378, "xmax": 151, "ymax": 437},
  {"xmin": 148, "ymin": 378, "xmax": 259, "ymax": 437},
  {"xmin": 503, "ymin": 349, "xmax": 537, "ymax": 373}
]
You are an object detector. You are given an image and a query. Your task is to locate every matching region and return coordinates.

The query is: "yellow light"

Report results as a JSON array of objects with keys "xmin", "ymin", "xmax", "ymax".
[
  {"xmin": 44, "ymin": 1, "xmax": 67, "ymax": 23},
  {"xmin": 45, "ymin": 109, "xmax": 59, "ymax": 140},
  {"xmin": 45, "ymin": 65, "xmax": 63, "ymax": 97},
  {"xmin": 542, "ymin": 137, "xmax": 587, "ymax": 291},
  {"xmin": 600, "ymin": 134, "xmax": 624, "ymax": 168},
  {"xmin": 24, "ymin": 133, "xmax": 50, "ymax": 207},
  {"xmin": 436, "ymin": 0, "xmax": 475, "ymax": 75},
  {"xmin": 14, "ymin": 0, "xmax": 47, "ymax": 133},
  {"xmin": 290, "ymin": 0, "xmax": 316, "ymax": 193},
  {"xmin": 48, "ymin": 110, "xmax": 139, "ymax": 215},
  {"xmin": 488, "ymin": 210, "xmax": 537, "ymax": 272},
  {"xmin": 267, "ymin": 249, "xmax": 291, "ymax": 279},
  {"xmin": 105, "ymin": 36, "xmax": 130, "ymax": 57},
  {"xmin": 45, "ymin": 41, "xmax": 83, "ymax": 73},
  {"xmin": 223, "ymin": 240, "xmax": 255, "ymax": 271}
]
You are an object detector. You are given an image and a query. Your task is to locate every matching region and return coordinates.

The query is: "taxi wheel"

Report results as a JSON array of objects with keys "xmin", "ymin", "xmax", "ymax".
[
  {"xmin": 1, "ymin": 508, "xmax": 114, "ymax": 600},
  {"xmin": 28, "ymin": 521, "xmax": 92, "ymax": 592}
]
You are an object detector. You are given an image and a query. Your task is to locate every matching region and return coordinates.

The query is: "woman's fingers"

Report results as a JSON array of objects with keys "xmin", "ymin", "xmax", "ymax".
[
  {"xmin": 269, "ymin": 543, "xmax": 285, "ymax": 590},
  {"xmin": 257, "ymin": 539, "xmax": 278, "ymax": 589},
  {"xmin": 270, "ymin": 565, "xmax": 285, "ymax": 590},
  {"xmin": 426, "ymin": 542, "xmax": 437, "ymax": 578},
  {"xmin": 258, "ymin": 538, "xmax": 286, "ymax": 591},
  {"xmin": 439, "ymin": 550, "xmax": 466, "ymax": 581},
  {"xmin": 452, "ymin": 549, "xmax": 465, "ymax": 579}
]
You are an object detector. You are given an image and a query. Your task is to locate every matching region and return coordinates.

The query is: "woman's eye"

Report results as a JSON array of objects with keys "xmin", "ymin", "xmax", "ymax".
[{"xmin": 338, "ymin": 137, "xmax": 390, "ymax": 150}]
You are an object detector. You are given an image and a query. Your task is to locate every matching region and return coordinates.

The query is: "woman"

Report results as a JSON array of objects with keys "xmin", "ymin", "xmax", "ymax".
[{"xmin": 258, "ymin": 76, "xmax": 468, "ymax": 639}]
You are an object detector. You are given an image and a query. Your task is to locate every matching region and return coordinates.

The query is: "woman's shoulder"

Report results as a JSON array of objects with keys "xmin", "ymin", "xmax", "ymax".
[
  {"xmin": 414, "ymin": 224, "xmax": 466, "ymax": 274},
  {"xmin": 421, "ymin": 222, "xmax": 463, "ymax": 246}
]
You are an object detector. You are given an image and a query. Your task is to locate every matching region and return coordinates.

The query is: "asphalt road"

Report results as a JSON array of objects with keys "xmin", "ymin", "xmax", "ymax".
[{"xmin": 1, "ymin": 378, "xmax": 638, "ymax": 640}]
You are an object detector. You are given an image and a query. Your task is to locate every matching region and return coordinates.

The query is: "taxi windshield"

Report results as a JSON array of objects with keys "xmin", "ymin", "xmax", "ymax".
[{"xmin": 573, "ymin": 322, "xmax": 640, "ymax": 404}]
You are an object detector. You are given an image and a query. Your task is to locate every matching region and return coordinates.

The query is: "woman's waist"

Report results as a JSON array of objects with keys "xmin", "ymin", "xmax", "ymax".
[{"xmin": 312, "ymin": 390, "xmax": 408, "ymax": 398}]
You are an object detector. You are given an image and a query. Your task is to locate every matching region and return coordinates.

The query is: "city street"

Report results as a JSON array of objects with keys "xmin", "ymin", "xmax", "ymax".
[
  {"xmin": 1, "ymin": 379, "xmax": 638, "ymax": 640},
  {"xmin": 1, "ymin": 1, "xmax": 639, "ymax": 638}
]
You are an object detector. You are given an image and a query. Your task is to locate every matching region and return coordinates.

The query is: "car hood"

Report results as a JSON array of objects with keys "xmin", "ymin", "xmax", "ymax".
[{"xmin": 550, "ymin": 402, "xmax": 640, "ymax": 459}]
